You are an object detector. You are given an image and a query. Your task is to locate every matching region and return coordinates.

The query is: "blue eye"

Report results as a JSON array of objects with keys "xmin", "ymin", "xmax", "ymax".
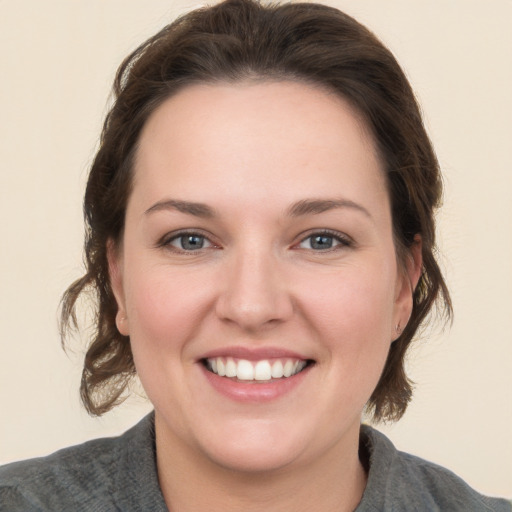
[
  {"xmin": 168, "ymin": 234, "xmax": 212, "ymax": 251},
  {"xmin": 298, "ymin": 232, "xmax": 350, "ymax": 251}
]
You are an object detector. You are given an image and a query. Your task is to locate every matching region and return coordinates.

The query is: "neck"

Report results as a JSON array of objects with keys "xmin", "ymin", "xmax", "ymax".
[{"xmin": 155, "ymin": 416, "xmax": 367, "ymax": 512}]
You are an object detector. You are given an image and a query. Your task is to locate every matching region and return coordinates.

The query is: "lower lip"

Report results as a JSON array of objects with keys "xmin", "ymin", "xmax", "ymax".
[{"xmin": 200, "ymin": 363, "xmax": 312, "ymax": 402}]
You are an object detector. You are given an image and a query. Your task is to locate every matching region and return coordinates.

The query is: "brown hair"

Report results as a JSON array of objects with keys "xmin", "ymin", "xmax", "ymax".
[{"xmin": 61, "ymin": 0, "xmax": 452, "ymax": 421}]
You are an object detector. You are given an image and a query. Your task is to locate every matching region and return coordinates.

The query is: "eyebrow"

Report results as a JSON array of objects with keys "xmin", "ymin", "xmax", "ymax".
[
  {"xmin": 287, "ymin": 198, "xmax": 372, "ymax": 218},
  {"xmin": 144, "ymin": 197, "xmax": 371, "ymax": 219},
  {"xmin": 144, "ymin": 199, "xmax": 215, "ymax": 218}
]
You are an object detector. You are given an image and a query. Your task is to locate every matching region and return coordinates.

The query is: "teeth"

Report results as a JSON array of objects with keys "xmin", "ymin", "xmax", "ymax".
[
  {"xmin": 283, "ymin": 360, "xmax": 294, "ymax": 377},
  {"xmin": 217, "ymin": 359, "xmax": 226, "ymax": 377},
  {"xmin": 254, "ymin": 360, "xmax": 272, "ymax": 380},
  {"xmin": 206, "ymin": 357, "xmax": 308, "ymax": 381},
  {"xmin": 237, "ymin": 360, "xmax": 254, "ymax": 380},
  {"xmin": 225, "ymin": 358, "xmax": 237, "ymax": 378},
  {"xmin": 271, "ymin": 360, "xmax": 284, "ymax": 378}
]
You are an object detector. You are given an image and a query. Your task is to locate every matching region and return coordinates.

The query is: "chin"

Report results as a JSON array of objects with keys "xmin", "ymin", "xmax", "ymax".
[
  {"xmin": 206, "ymin": 438, "xmax": 305, "ymax": 474},
  {"xmin": 194, "ymin": 418, "xmax": 312, "ymax": 473}
]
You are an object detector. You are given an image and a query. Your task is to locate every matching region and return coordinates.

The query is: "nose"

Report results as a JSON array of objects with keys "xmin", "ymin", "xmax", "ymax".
[{"xmin": 215, "ymin": 248, "xmax": 294, "ymax": 332}]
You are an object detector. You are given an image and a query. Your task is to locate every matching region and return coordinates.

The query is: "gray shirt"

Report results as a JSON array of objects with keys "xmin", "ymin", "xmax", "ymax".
[{"xmin": 1, "ymin": 413, "xmax": 510, "ymax": 511}]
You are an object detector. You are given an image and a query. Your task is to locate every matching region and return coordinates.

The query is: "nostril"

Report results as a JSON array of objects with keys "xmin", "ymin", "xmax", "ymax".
[
  {"xmin": 214, "ymin": 261, "xmax": 294, "ymax": 330},
  {"xmin": 215, "ymin": 295, "xmax": 294, "ymax": 331}
]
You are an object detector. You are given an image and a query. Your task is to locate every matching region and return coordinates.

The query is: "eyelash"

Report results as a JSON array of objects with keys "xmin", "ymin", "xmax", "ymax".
[
  {"xmin": 157, "ymin": 229, "xmax": 353, "ymax": 254},
  {"xmin": 295, "ymin": 229, "xmax": 353, "ymax": 252},
  {"xmin": 157, "ymin": 230, "xmax": 218, "ymax": 253}
]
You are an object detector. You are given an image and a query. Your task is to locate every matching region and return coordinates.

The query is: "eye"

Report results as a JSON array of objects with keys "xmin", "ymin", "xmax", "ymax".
[
  {"xmin": 162, "ymin": 232, "xmax": 215, "ymax": 252},
  {"xmin": 297, "ymin": 231, "xmax": 352, "ymax": 251}
]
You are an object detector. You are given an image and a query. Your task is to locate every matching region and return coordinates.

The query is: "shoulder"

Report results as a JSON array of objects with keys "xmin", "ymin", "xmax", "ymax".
[
  {"xmin": 358, "ymin": 425, "xmax": 511, "ymax": 512},
  {"xmin": 0, "ymin": 413, "xmax": 165, "ymax": 512},
  {"xmin": 0, "ymin": 431, "xmax": 125, "ymax": 511}
]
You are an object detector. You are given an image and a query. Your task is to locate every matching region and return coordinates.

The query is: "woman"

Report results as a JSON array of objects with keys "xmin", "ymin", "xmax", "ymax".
[{"xmin": 1, "ymin": 0, "xmax": 510, "ymax": 510}]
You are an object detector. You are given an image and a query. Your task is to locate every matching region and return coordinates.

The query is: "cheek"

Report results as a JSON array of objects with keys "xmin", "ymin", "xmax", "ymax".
[
  {"xmin": 124, "ymin": 265, "xmax": 215, "ymax": 355},
  {"xmin": 300, "ymin": 265, "xmax": 396, "ymax": 336},
  {"xmin": 296, "ymin": 262, "xmax": 397, "ymax": 383},
  {"xmin": 123, "ymin": 265, "xmax": 218, "ymax": 417}
]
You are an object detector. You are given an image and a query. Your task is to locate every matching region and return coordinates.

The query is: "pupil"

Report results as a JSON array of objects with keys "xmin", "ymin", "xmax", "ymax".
[
  {"xmin": 182, "ymin": 235, "xmax": 203, "ymax": 250},
  {"xmin": 312, "ymin": 235, "xmax": 333, "ymax": 249}
]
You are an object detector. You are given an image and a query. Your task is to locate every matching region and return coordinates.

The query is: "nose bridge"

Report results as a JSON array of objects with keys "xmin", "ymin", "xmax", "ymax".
[{"xmin": 216, "ymin": 242, "xmax": 293, "ymax": 330}]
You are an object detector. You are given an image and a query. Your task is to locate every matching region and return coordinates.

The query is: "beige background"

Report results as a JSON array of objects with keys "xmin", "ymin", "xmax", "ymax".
[{"xmin": 1, "ymin": 0, "xmax": 511, "ymax": 498}]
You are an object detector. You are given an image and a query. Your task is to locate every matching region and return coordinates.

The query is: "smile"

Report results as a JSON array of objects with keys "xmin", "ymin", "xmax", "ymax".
[{"xmin": 204, "ymin": 357, "xmax": 310, "ymax": 382}]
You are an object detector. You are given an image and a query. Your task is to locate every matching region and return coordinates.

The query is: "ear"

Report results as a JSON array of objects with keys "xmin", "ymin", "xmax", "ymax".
[
  {"xmin": 107, "ymin": 238, "xmax": 130, "ymax": 336},
  {"xmin": 393, "ymin": 235, "xmax": 423, "ymax": 340}
]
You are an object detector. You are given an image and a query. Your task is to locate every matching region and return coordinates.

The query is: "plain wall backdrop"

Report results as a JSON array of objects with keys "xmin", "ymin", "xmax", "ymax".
[{"xmin": 1, "ymin": 0, "xmax": 511, "ymax": 498}]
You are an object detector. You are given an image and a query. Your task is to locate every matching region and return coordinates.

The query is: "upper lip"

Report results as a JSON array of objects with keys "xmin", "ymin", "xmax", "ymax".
[{"xmin": 199, "ymin": 346, "xmax": 312, "ymax": 361}]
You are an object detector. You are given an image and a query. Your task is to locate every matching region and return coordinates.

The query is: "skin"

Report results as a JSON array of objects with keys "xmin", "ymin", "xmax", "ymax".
[{"xmin": 109, "ymin": 81, "xmax": 421, "ymax": 511}]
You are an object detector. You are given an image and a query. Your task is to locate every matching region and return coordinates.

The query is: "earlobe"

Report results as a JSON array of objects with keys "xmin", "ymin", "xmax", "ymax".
[
  {"xmin": 115, "ymin": 312, "xmax": 129, "ymax": 337},
  {"xmin": 107, "ymin": 239, "xmax": 130, "ymax": 336},
  {"xmin": 393, "ymin": 235, "xmax": 423, "ymax": 339}
]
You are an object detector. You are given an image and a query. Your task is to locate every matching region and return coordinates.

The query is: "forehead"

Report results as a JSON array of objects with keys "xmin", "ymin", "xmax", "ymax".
[{"xmin": 132, "ymin": 81, "xmax": 387, "ymax": 214}]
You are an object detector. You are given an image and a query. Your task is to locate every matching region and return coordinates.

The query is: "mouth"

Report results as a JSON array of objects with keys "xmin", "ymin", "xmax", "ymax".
[{"xmin": 202, "ymin": 357, "xmax": 315, "ymax": 382}]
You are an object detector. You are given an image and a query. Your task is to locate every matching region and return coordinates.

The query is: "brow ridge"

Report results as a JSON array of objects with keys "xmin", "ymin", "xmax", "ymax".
[
  {"xmin": 287, "ymin": 198, "xmax": 371, "ymax": 218},
  {"xmin": 145, "ymin": 199, "xmax": 215, "ymax": 218},
  {"xmin": 145, "ymin": 197, "xmax": 370, "ymax": 219}
]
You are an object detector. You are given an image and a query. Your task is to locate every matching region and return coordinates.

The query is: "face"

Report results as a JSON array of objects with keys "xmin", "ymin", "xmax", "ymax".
[{"xmin": 110, "ymin": 81, "xmax": 418, "ymax": 474}]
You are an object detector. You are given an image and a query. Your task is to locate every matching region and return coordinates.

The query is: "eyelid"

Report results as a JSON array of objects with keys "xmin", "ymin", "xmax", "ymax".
[
  {"xmin": 293, "ymin": 229, "xmax": 354, "ymax": 250},
  {"xmin": 157, "ymin": 229, "xmax": 221, "ymax": 252},
  {"xmin": 155, "ymin": 228, "xmax": 353, "ymax": 252}
]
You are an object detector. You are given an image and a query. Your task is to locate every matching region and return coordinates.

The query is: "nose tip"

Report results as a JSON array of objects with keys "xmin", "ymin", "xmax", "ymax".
[{"xmin": 215, "ymin": 254, "xmax": 293, "ymax": 331}]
